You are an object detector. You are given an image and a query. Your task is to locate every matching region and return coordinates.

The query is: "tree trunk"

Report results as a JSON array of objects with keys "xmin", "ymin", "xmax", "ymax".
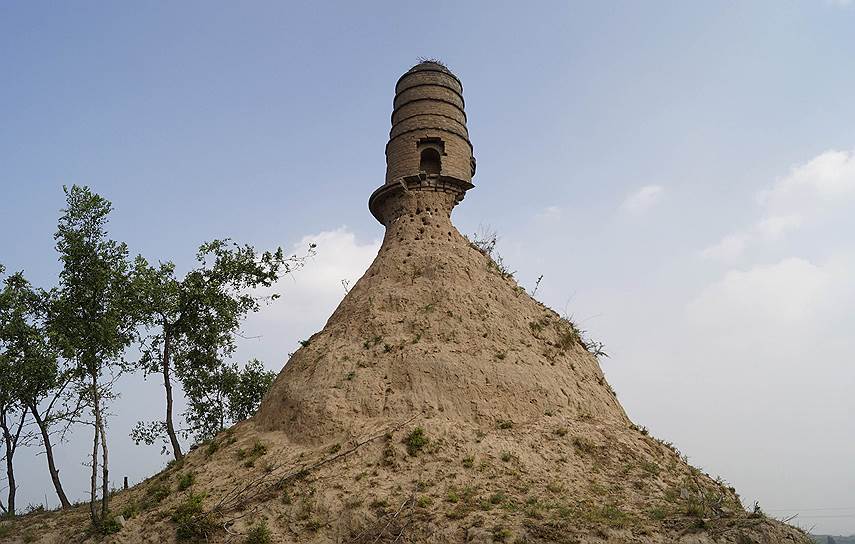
[
  {"xmin": 1, "ymin": 411, "xmax": 17, "ymax": 516},
  {"xmin": 29, "ymin": 403, "xmax": 71, "ymax": 508},
  {"xmin": 89, "ymin": 374, "xmax": 100, "ymax": 525},
  {"xmin": 162, "ymin": 328, "xmax": 183, "ymax": 460},
  {"xmin": 98, "ymin": 414, "xmax": 109, "ymax": 520}
]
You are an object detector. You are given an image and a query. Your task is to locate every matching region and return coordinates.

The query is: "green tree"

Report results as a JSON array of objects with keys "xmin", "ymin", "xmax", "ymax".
[
  {"xmin": 0, "ymin": 265, "xmax": 31, "ymax": 516},
  {"xmin": 0, "ymin": 363, "xmax": 28, "ymax": 518},
  {"xmin": 180, "ymin": 358, "xmax": 276, "ymax": 443},
  {"xmin": 0, "ymin": 268, "xmax": 73, "ymax": 511},
  {"xmin": 223, "ymin": 358, "xmax": 277, "ymax": 423},
  {"xmin": 49, "ymin": 185, "xmax": 141, "ymax": 526},
  {"xmin": 132, "ymin": 240, "xmax": 312, "ymax": 457}
]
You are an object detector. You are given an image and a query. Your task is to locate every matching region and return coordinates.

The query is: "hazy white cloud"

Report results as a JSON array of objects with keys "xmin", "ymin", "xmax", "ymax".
[
  {"xmin": 755, "ymin": 214, "xmax": 804, "ymax": 239},
  {"xmin": 688, "ymin": 257, "xmax": 829, "ymax": 326},
  {"xmin": 280, "ymin": 227, "xmax": 380, "ymax": 300},
  {"xmin": 701, "ymin": 149, "xmax": 855, "ymax": 260},
  {"xmin": 621, "ymin": 184, "xmax": 664, "ymax": 214},
  {"xmin": 683, "ymin": 253, "xmax": 855, "ymax": 412},
  {"xmin": 240, "ymin": 227, "xmax": 381, "ymax": 367},
  {"xmin": 698, "ymin": 232, "xmax": 750, "ymax": 261},
  {"xmin": 699, "ymin": 214, "xmax": 803, "ymax": 261},
  {"xmin": 535, "ymin": 205, "xmax": 562, "ymax": 222},
  {"xmin": 758, "ymin": 149, "xmax": 855, "ymax": 213}
]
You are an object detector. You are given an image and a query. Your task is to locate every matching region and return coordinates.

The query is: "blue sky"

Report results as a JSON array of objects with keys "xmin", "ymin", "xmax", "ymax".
[{"xmin": 2, "ymin": 1, "xmax": 855, "ymax": 534}]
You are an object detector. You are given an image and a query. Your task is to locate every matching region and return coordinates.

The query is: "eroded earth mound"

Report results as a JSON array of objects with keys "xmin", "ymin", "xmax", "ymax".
[{"xmin": 2, "ymin": 62, "xmax": 811, "ymax": 544}]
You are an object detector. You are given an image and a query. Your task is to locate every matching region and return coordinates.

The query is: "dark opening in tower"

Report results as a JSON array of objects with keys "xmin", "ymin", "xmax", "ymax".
[{"xmin": 420, "ymin": 148, "xmax": 442, "ymax": 175}]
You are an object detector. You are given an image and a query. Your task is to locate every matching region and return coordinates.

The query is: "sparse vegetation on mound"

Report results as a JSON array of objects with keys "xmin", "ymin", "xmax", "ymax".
[{"xmin": 3, "ymin": 154, "xmax": 810, "ymax": 544}]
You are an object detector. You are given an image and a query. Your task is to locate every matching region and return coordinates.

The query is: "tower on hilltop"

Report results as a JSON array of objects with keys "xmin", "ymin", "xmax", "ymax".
[
  {"xmin": 60, "ymin": 61, "xmax": 811, "ymax": 544},
  {"xmin": 369, "ymin": 61, "xmax": 476, "ymax": 225}
]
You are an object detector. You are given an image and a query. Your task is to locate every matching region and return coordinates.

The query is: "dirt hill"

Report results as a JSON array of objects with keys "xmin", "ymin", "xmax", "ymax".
[
  {"xmin": 4, "ymin": 191, "xmax": 811, "ymax": 544},
  {"xmin": 0, "ymin": 63, "xmax": 812, "ymax": 544}
]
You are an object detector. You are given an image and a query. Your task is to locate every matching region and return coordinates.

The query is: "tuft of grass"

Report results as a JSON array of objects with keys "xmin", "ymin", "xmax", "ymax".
[
  {"xmin": 24, "ymin": 504, "xmax": 45, "ymax": 515},
  {"xmin": 631, "ymin": 424, "xmax": 650, "ymax": 436},
  {"xmin": 369, "ymin": 498, "xmax": 388, "ymax": 509},
  {"xmin": 572, "ymin": 436, "xmax": 596, "ymax": 455},
  {"xmin": 461, "ymin": 455, "xmax": 474, "ymax": 468},
  {"xmin": 250, "ymin": 441, "xmax": 267, "ymax": 456},
  {"xmin": 239, "ymin": 441, "xmax": 268, "ymax": 467},
  {"xmin": 590, "ymin": 483, "xmax": 608, "ymax": 496},
  {"xmin": 492, "ymin": 525, "xmax": 512, "ymax": 542},
  {"xmin": 546, "ymin": 482, "xmax": 564, "ymax": 494},
  {"xmin": 686, "ymin": 498, "xmax": 706, "ymax": 518},
  {"xmin": 121, "ymin": 500, "xmax": 140, "ymax": 520},
  {"xmin": 500, "ymin": 451, "xmax": 513, "ymax": 462},
  {"xmin": 496, "ymin": 419, "xmax": 514, "ymax": 430},
  {"xmin": 523, "ymin": 497, "xmax": 545, "ymax": 519},
  {"xmin": 177, "ymin": 471, "xmax": 195, "ymax": 491},
  {"xmin": 165, "ymin": 457, "xmax": 184, "ymax": 472},
  {"xmin": 584, "ymin": 504, "xmax": 630, "ymax": 528},
  {"xmin": 144, "ymin": 481, "xmax": 171, "ymax": 508},
  {"xmin": 97, "ymin": 515, "xmax": 122, "ymax": 535},
  {"xmin": 404, "ymin": 427, "xmax": 428, "ymax": 456},
  {"xmin": 172, "ymin": 493, "xmax": 218, "ymax": 541},
  {"xmin": 244, "ymin": 521, "xmax": 271, "ymax": 544},
  {"xmin": 467, "ymin": 229, "xmax": 515, "ymax": 280},
  {"xmin": 556, "ymin": 316, "xmax": 608, "ymax": 357},
  {"xmin": 649, "ymin": 506, "xmax": 667, "ymax": 520},
  {"xmin": 363, "ymin": 335, "xmax": 382, "ymax": 349},
  {"xmin": 557, "ymin": 328, "xmax": 580, "ymax": 350},
  {"xmin": 640, "ymin": 461, "xmax": 661, "ymax": 477}
]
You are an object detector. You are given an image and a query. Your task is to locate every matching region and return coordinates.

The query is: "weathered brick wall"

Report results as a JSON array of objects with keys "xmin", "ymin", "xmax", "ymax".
[
  {"xmin": 391, "ymin": 99, "xmax": 467, "ymax": 129},
  {"xmin": 393, "ymin": 84, "xmax": 464, "ymax": 112},
  {"xmin": 395, "ymin": 68, "xmax": 463, "ymax": 95},
  {"xmin": 384, "ymin": 62, "xmax": 475, "ymax": 185},
  {"xmin": 385, "ymin": 130, "xmax": 472, "ymax": 184}
]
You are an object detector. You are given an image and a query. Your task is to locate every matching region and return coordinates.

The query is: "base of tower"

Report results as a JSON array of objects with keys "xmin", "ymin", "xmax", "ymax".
[{"xmin": 368, "ymin": 173, "xmax": 474, "ymax": 225}]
